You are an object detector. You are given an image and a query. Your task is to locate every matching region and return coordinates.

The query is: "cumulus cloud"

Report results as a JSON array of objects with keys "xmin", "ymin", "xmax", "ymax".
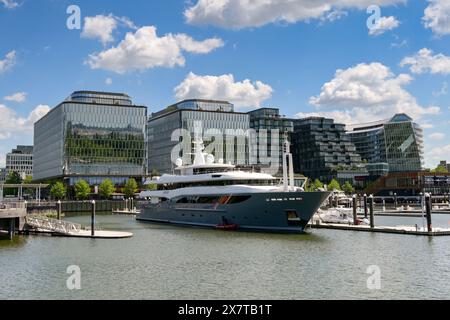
[
  {"xmin": 423, "ymin": 0, "xmax": 450, "ymax": 36},
  {"xmin": 0, "ymin": 0, "xmax": 18, "ymax": 9},
  {"xmin": 428, "ymin": 144, "xmax": 450, "ymax": 164},
  {"xmin": 105, "ymin": 77, "xmax": 113, "ymax": 85},
  {"xmin": 174, "ymin": 72, "xmax": 273, "ymax": 108},
  {"xmin": 4, "ymin": 91, "xmax": 27, "ymax": 102},
  {"xmin": 400, "ymin": 48, "xmax": 450, "ymax": 75},
  {"xmin": 369, "ymin": 16, "xmax": 400, "ymax": 36},
  {"xmin": 429, "ymin": 132, "xmax": 445, "ymax": 140},
  {"xmin": 300, "ymin": 62, "xmax": 440, "ymax": 124},
  {"xmin": 184, "ymin": 0, "xmax": 405, "ymax": 29},
  {"xmin": 86, "ymin": 26, "xmax": 223, "ymax": 73},
  {"xmin": 0, "ymin": 50, "xmax": 16, "ymax": 74},
  {"xmin": 0, "ymin": 104, "xmax": 50, "ymax": 140},
  {"xmin": 81, "ymin": 14, "xmax": 137, "ymax": 45}
]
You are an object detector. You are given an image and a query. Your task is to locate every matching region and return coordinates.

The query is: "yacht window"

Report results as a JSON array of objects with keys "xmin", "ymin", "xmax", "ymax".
[{"xmin": 227, "ymin": 195, "xmax": 252, "ymax": 204}]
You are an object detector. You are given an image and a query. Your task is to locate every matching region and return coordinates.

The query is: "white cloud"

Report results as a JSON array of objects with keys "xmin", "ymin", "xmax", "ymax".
[
  {"xmin": 86, "ymin": 26, "xmax": 223, "ymax": 73},
  {"xmin": 4, "ymin": 91, "xmax": 27, "ymax": 102},
  {"xmin": 0, "ymin": 50, "xmax": 16, "ymax": 74},
  {"xmin": 369, "ymin": 16, "xmax": 400, "ymax": 36},
  {"xmin": 1, "ymin": 0, "xmax": 18, "ymax": 9},
  {"xmin": 184, "ymin": 0, "xmax": 405, "ymax": 29},
  {"xmin": 81, "ymin": 14, "xmax": 137, "ymax": 45},
  {"xmin": 400, "ymin": 48, "xmax": 450, "ymax": 75},
  {"xmin": 174, "ymin": 72, "xmax": 273, "ymax": 108},
  {"xmin": 0, "ymin": 104, "xmax": 50, "ymax": 140},
  {"xmin": 429, "ymin": 132, "xmax": 445, "ymax": 140},
  {"xmin": 428, "ymin": 144, "xmax": 450, "ymax": 163},
  {"xmin": 301, "ymin": 62, "xmax": 440, "ymax": 124},
  {"xmin": 105, "ymin": 77, "xmax": 113, "ymax": 85},
  {"xmin": 423, "ymin": 0, "xmax": 450, "ymax": 36}
]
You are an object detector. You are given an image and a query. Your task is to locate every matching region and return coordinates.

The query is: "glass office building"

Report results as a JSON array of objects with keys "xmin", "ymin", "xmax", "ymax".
[
  {"xmin": 248, "ymin": 108, "xmax": 294, "ymax": 175},
  {"xmin": 147, "ymin": 99, "xmax": 249, "ymax": 174},
  {"xmin": 347, "ymin": 114, "xmax": 424, "ymax": 173},
  {"xmin": 33, "ymin": 91, "xmax": 147, "ymax": 185}
]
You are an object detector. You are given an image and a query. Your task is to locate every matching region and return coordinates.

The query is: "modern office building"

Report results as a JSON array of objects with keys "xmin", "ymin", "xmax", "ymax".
[
  {"xmin": 5, "ymin": 145, "xmax": 33, "ymax": 179},
  {"xmin": 347, "ymin": 114, "xmax": 424, "ymax": 173},
  {"xmin": 147, "ymin": 99, "xmax": 250, "ymax": 174},
  {"xmin": 248, "ymin": 108, "xmax": 294, "ymax": 175},
  {"xmin": 33, "ymin": 91, "xmax": 147, "ymax": 185},
  {"xmin": 439, "ymin": 161, "xmax": 450, "ymax": 172},
  {"xmin": 291, "ymin": 117, "xmax": 365, "ymax": 184}
]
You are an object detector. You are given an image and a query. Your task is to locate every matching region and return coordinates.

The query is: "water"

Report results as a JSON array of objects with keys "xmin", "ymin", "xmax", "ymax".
[{"xmin": 1, "ymin": 213, "xmax": 450, "ymax": 299}]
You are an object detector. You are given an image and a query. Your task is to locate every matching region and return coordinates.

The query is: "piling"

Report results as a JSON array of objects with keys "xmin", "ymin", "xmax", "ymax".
[
  {"xmin": 425, "ymin": 193, "xmax": 432, "ymax": 232},
  {"xmin": 57, "ymin": 200, "xmax": 61, "ymax": 220},
  {"xmin": 91, "ymin": 200, "xmax": 96, "ymax": 237},
  {"xmin": 352, "ymin": 195, "xmax": 358, "ymax": 225},
  {"xmin": 394, "ymin": 193, "xmax": 398, "ymax": 208},
  {"xmin": 382, "ymin": 199, "xmax": 386, "ymax": 212},
  {"xmin": 363, "ymin": 194, "xmax": 368, "ymax": 219},
  {"xmin": 369, "ymin": 194, "xmax": 375, "ymax": 229}
]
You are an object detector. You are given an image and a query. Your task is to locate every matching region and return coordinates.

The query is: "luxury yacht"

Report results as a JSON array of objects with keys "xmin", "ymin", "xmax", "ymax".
[{"xmin": 137, "ymin": 138, "xmax": 330, "ymax": 233}]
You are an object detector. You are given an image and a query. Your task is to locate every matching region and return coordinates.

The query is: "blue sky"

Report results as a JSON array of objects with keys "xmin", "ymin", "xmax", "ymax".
[{"xmin": 0, "ymin": 0, "xmax": 449, "ymax": 168}]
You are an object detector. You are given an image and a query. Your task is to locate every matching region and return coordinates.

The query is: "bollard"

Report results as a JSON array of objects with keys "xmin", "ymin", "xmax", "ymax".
[
  {"xmin": 57, "ymin": 200, "xmax": 61, "ymax": 220},
  {"xmin": 382, "ymin": 198, "xmax": 386, "ymax": 212},
  {"xmin": 425, "ymin": 193, "xmax": 432, "ymax": 232},
  {"xmin": 352, "ymin": 195, "xmax": 358, "ymax": 225},
  {"xmin": 363, "ymin": 194, "xmax": 368, "ymax": 219},
  {"xmin": 369, "ymin": 195, "xmax": 375, "ymax": 229},
  {"xmin": 394, "ymin": 193, "xmax": 398, "ymax": 209},
  {"xmin": 91, "ymin": 200, "xmax": 96, "ymax": 237}
]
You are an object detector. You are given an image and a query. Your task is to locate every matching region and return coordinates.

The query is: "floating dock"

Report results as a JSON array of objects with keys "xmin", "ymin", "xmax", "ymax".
[{"xmin": 309, "ymin": 221, "xmax": 450, "ymax": 236}]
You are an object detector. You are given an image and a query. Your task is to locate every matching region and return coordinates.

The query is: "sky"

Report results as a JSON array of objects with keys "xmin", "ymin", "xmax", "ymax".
[{"xmin": 0, "ymin": 0, "xmax": 449, "ymax": 169}]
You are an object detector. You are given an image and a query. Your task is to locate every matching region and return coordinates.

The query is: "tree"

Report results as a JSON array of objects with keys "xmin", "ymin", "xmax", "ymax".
[
  {"xmin": 23, "ymin": 175, "xmax": 33, "ymax": 184},
  {"xmin": 146, "ymin": 182, "xmax": 157, "ymax": 191},
  {"xmin": 313, "ymin": 179, "xmax": 324, "ymax": 190},
  {"xmin": 99, "ymin": 179, "xmax": 115, "ymax": 199},
  {"xmin": 74, "ymin": 180, "xmax": 91, "ymax": 200},
  {"xmin": 342, "ymin": 181, "xmax": 355, "ymax": 194},
  {"xmin": 328, "ymin": 179, "xmax": 341, "ymax": 191},
  {"xmin": 6, "ymin": 171, "xmax": 22, "ymax": 184},
  {"xmin": 50, "ymin": 182, "xmax": 67, "ymax": 200},
  {"xmin": 123, "ymin": 178, "xmax": 138, "ymax": 198},
  {"xmin": 151, "ymin": 169, "xmax": 160, "ymax": 177},
  {"xmin": 432, "ymin": 165, "xmax": 448, "ymax": 174}
]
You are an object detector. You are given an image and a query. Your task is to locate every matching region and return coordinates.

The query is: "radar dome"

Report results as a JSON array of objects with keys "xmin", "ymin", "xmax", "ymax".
[
  {"xmin": 206, "ymin": 154, "xmax": 215, "ymax": 164},
  {"xmin": 175, "ymin": 158, "xmax": 183, "ymax": 167}
]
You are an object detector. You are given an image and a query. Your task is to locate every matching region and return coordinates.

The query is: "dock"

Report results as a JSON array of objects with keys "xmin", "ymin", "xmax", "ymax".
[
  {"xmin": 0, "ymin": 202, "xmax": 26, "ymax": 240},
  {"xmin": 309, "ymin": 221, "xmax": 450, "ymax": 236}
]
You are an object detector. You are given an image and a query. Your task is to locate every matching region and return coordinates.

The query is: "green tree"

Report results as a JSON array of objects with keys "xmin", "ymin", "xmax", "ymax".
[
  {"xmin": 313, "ymin": 179, "xmax": 324, "ymax": 190},
  {"xmin": 6, "ymin": 171, "xmax": 22, "ymax": 184},
  {"xmin": 50, "ymin": 182, "xmax": 67, "ymax": 200},
  {"xmin": 432, "ymin": 165, "xmax": 448, "ymax": 174},
  {"xmin": 123, "ymin": 178, "xmax": 138, "ymax": 198},
  {"xmin": 146, "ymin": 182, "xmax": 157, "ymax": 191},
  {"xmin": 342, "ymin": 181, "xmax": 355, "ymax": 194},
  {"xmin": 151, "ymin": 169, "xmax": 160, "ymax": 177},
  {"xmin": 99, "ymin": 179, "xmax": 115, "ymax": 199},
  {"xmin": 328, "ymin": 179, "xmax": 341, "ymax": 191},
  {"xmin": 23, "ymin": 175, "xmax": 33, "ymax": 184},
  {"xmin": 74, "ymin": 180, "xmax": 91, "ymax": 200}
]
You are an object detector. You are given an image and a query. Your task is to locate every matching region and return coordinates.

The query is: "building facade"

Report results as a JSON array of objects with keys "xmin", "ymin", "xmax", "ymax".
[
  {"xmin": 147, "ymin": 99, "xmax": 250, "ymax": 174},
  {"xmin": 439, "ymin": 160, "xmax": 450, "ymax": 172},
  {"xmin": 0, "ymin": 168, "xmax": 6, "ymax": 183},
  {"xmin": 291, "ymin": 117, "xmax": 364, "ymax": 183},
  {"xmin": 248, "ymin": 108, "xmax": 294, "ymax": 175},
  {"xmin": 33, "ymin": 91, "xmax": 147, "ymax": 185},
  {"xmin": 347, "ymin": 114, "xmax": 424, "ymax": 173},
  {"xmin": 5, "ymin": 145, "xmax": 33, "ymax": 179}
]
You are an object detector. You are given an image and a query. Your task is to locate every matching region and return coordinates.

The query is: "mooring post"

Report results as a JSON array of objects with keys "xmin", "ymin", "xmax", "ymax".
[
  {"xmin": 369, "ymin": 194, "xmax": 375, "ymax": 229},
  {"xmin": 352, "ymin": 195, "xmax": 358, "ymax": 225},
  {"xmin": 8, "ymin": 218, "xmax": 15, "ymax": 240},
  {"xmin": 57, "ymin": 200, "xmax": 61, "ymax": 220},
  {"xmin": 394, "ymin": 193, "xmax": 398, "ymax": 209},
  {"xmin": 425, "ymin": 193, "xmax": 432, "ymax": 233},
  {"xmin": 130, "ymin": 197, "xmax": 134, "ymax": 212},
  {"xmin": 91, "ymin": 200, "xmax": 96, "ymax": 237},
  {"xmin": 382, "ymin": 198, "xmax": 386, "ymax": 212},
  {"xmin": 363, "ymin": 194, "xmax": 368, "ymax": 219}
]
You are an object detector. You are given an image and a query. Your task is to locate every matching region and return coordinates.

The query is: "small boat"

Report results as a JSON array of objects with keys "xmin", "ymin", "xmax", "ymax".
[{"xmin": 215, "ymin": 224, "xmax": 239, "ymax": 231}]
